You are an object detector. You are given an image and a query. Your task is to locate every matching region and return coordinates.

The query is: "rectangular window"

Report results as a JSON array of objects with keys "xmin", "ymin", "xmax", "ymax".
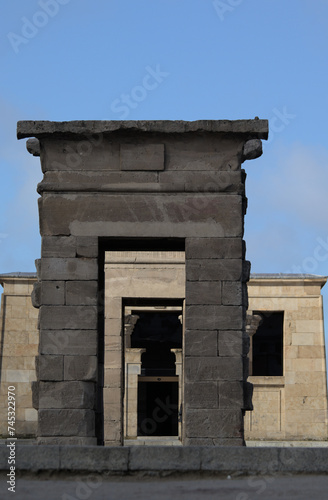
[{"xmin": 251, "ymin": 311, "xmax": 283, "ymax": 376}]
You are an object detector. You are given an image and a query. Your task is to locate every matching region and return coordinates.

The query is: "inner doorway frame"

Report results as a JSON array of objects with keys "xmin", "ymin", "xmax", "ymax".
[
  {"xmin": 123, "ymin": 304, "xmax": 183, "ymax": 444},
  {"xmin": 103, "ymin": 248, "xmax": 185, "ymax": 446}
]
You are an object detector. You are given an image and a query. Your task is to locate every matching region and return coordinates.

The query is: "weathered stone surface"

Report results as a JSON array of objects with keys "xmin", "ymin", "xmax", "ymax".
[
  {"xmin": 38, "ymin": 409, "xmax": 95, "ymax": 436},
  {"xmin": 185, "ymin": 305, "xmax": 243, "ymax": 330},
  {"xmin": 185, "ymin": 356, "xmax": 243, "ymax": 382},
  {"xmin": 41, "ymin": 258, "xmax": 98, "ymax": 280},
  {"xmin": 222, "ymin": 281, "xmax": 243, "ymax": 305},
  {"xmin": 242, "ymin": 138, "xmax": 262, "ymax": 161},
  {"xmin": 31, "ymin": 381, "xmax": 39, "ymax": 410},
  {"xmin": 9, "ymin": 445, "xmax": 328, "ymax": 474},
  {"xmin": 17, "ymin": 119, "xmax": 269, "ymax": 140},
  {"xmin": 64, "ymin": 355, "xmax": 97, "ymax": 381},
  {"xmin": 185, "ymin": 237, "xmax": 244, "ymax": 259},
  {"xmin": 243, "ymin": 355, "xmax": 249, "ymax": 379},
  {"xmin": 42, "ymin": 236, "xmax": 76, "ymax": 258},
  {"xmin": 35, "ymin": 258, "xmax": 41, "ymax": 280},
  {"xmin": 103, "ymin": 403, "xmax": 121, "ymax": 421},
  {"xmin": 76, "ymin": 236, "xmax": 99, "ymax": 258},
  {"xmin": 39, "ymin": 193, "xmax": 243, "ymax": 238},
  {"xmin": 246, "ymin": 312, "xmax": 263, "ymax": 336},
  {"xmin": 31, "ymin": 281, "xmax": 41, "ymax": 308},
  {"xmin": 184, "ymin": 330, "xmax": 218, "ymax": 357},
  {"xmin": 40, "ymin": 170, "xmax": 245, "ymax": 194},
  {"xmin": 104, "ymin": 368, "xmax": 122, "ymax": 387},
  {"xmin": 38, "ymin": 171, "xmax": 159, "ymax": 193},
  {"xmin": 40, "ymin": 330, "xmax": 98, "ymax": 355},
  {"xmin": 186, "ymin": 281, "xmax": 221, "ymax": 305},
  {"xmin": 218, "ymin": 330, "xmax": 243, "ymax": 357},
  {"xmin": 185, "ymin": 382, "xmax": 218, "ymax": 408},
  {"xmin": 242, "ymin": 260, "xmax": 251, "ymax": 282},
  {"xmin": 39, "ymin": 137, "xmax": 120, "ymax": 172},
  {"xmin": 184, "ymin": 438, "xmax": 214, "ymax": 445},
  {"xmin": 242, "ymin": 331, "xmax": 250, "ymax": 356},
  {"xmin": 218, "ymin": 380, "xmax": 244, "ymax": 409},
  {"xmin": 184, "ymin": 437, "xmax": 244, "ymax": 446},
  {"xmin": 39, "ymin": 306, "xmax": 97, "ymax": 330},
  {"xmin": 185, "ymin": 409, "xmax": 243, "ymax": 438},
  {"xmin": 60, "ymin": 446, "xmax": 129, "ymax": 471},
  {"xmin": 164, "ymin": 136, "xmax": 244, "ymax": 172},
  {"xmin": 159, "ymin": 171, "xmax": 244, "ymax": 193},
  {"xmin": 38, "ymin": 355, "xmax": 63, "ymax": 381},
  {"xmin": 214, "ymin": 438, "xmax": 244, "ymax": 446},
  {"xmin": 277, "ymin": 448, "xmax": 328, "ymax": 473},
  {"xmin": 26, "ymin": 138, "xmax": 40, "ymax": 156},
  {"xmin": 66, "ymin": 281, "xmax": 98, "ymax": 305},
  {"xmin": 201, "ymin": 447, "xmax": 280, "ymax": 472},
  {"xmin": 120, "ymin": 143, "xmax": 164, "ymax": 171},
  {"xmin": 37, "ymin": 437, "xmax": 97, "ymax": 445},
  {"xmin": 103, "ymin": 419, "xmax": 121, "ymax": 444},
  {"xmin": 41, "ymin": 281, "xmax": 65, "ymax": 305},
  {"xmin": 38, "ymin": 381, "xmax": 95, "ymax": 409},
  {"xmin": 8, "ymin": 445, "xmax": 328, "ymax": 474},
  {"xmin": 186, "ymin": 259, "xmax": 243, "ymax": 281},
  {"xmin": 16, "ymin": 444, "xmax": 60, "ymax": 471},
  {"xmin": 129, "ymin": 446, "xmax": 201, "ymax": 471}
]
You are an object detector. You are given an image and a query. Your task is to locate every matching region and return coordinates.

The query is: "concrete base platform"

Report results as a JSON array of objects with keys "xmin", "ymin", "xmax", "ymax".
[
  {"xmin": 2, "ymin": 476, "xmax": 328, "ymax": 500},
  {"xmin": 1, "ymin": 444, "xmax": 328, "ymax": 477}
]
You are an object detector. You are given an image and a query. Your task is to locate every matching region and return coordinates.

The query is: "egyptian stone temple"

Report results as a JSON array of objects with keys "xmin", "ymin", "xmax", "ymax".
[{"xmin": 0, "ymin": 120, "xmax": 327, "ymax": 447}]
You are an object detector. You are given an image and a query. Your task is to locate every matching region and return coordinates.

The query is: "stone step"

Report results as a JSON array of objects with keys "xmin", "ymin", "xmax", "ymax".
[{"xmin": 124, "ymin": 437, "xmax": 182, "ymax": 446}]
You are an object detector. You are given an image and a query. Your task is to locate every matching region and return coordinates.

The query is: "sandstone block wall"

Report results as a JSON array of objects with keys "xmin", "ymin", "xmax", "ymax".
[
  {"xmin": 18, "ymin": 119, "xmax": 268, "ymax": 445},
  {"xmin": 1, "ymin": 273, "xmax": 327, "ymax": 442},
  {"xmin": 245, "ymin": 275, "xmax": 328, "ymax": 441},
  {"xmin": 0, "ymin": 275, "xmax": 38, "ymax": 437}
]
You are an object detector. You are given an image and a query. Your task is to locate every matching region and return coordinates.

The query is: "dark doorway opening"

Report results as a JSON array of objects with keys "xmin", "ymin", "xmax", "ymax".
[
  {"xmin": 130, "ymin": 310, "xmax": 182, "ymax": 437},
  {"xmin": 131, "ymin": 311, "xmax": 182, "ymax": 375},
  {"xmin": 138, "ymin": 381, "xmax": 179, "ymax": 436}
]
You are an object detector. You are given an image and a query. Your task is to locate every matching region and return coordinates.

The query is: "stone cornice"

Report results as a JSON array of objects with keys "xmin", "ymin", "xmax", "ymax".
[{"xmin": 17, "ymin": 119, "xmax": 269, "ymax": 139}]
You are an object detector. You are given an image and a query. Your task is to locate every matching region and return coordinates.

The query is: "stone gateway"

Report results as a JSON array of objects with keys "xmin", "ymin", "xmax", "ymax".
[{"xmin": 17, "ymin": 119, "xmax": 268, "ymax": 445}]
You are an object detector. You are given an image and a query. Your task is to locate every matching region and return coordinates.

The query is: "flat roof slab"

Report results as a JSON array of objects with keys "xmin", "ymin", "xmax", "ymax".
[{"xmin": 17, "ymin": 119, "xmax": 269, "ymax": 139}]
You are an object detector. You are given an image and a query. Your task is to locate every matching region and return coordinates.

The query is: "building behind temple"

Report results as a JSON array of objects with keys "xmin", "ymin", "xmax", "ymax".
[{"xmin": 0, "ymin": 268, "xmax": 327, "ymax": 444}]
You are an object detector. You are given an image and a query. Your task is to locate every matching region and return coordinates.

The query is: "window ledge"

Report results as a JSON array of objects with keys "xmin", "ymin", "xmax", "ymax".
[{"xmin": 248, "ymin": 376, "xmax": 285, "ymax": 387}]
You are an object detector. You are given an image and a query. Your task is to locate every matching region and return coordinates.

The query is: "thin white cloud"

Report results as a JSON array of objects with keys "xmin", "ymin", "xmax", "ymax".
[
  {"xmin": 245, "ymin": 140, "xmax": 328, "ymax": 274},
  {"xmin": 267, "ymin": 143, "xmax": 328, "ymax": 231},
  {"xmin": 248, "ymin": 141, "xmax": 328, "ymax": 232}
]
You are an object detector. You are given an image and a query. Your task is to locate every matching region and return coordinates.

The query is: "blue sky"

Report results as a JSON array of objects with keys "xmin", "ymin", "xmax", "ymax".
[{"xmin": 0, "ymin": 0, "xmax": 328, "ymax": 352}]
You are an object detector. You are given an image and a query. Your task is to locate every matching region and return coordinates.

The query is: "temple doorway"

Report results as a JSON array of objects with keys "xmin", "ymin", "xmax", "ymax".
[
  {"xmin": 103, "ymin": 247, "xmax": 185, "ymax": 446},
  {"xmin": 123, "ymin": 307, "xmax": 183, "ymax": 443}
]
